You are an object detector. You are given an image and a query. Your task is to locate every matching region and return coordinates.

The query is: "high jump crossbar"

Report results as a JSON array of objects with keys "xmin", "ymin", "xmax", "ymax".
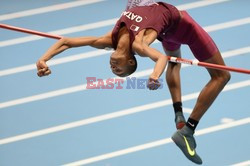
[{"xmin": 1, "ymin": 23, "xmax": 249, "ymax": 74}]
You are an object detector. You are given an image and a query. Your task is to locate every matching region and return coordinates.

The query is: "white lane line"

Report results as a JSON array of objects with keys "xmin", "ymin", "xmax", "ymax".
[
  {"xmin": 0, "ymin": 80, "xmax": 249, "ymax": 145},
  {"xmin": 0, "ymin": 18, "xmax": 117, "ymax": 47},
  {"xmin": 0, "ymin": 47, "xmax": 248, "ymax": 109},
  {"xmin": 0, "ymin": 49, "xmax": 112, "ymax": 77},
  {"xmin": 205, "ymin": 17, "xmax": 250, "ymax": 32},
  {"xmin": 231, "ymin": 160, "xmax": 250, "ymax": 166},
  {"xmin": 0, "ymin": 0, "xmax": 105, "ymax": 21},
  {"xmin": 0, "ymin": 68, "xmax": 153, "ymax": 109},
  {"xmin": 221, "ymin": 118, "xmax": 235, "ymax": 124},
  {"xmin": 183, "ymin": 107, "xmax": 192, "ymax": 114},
  {"xmin": 0, "ymin": 0, "xmax": 233, "ymax": 47},
  {"xmin": 177, "ymin": 0, "xmax": 230, "ymax": 10},
  {"xmin": 63, "ymin": 117, "xmax": 250, "ymax": 166},
  {"xmin": 0, "ymin": 0, "xmax": 229, "ymax": 22}
]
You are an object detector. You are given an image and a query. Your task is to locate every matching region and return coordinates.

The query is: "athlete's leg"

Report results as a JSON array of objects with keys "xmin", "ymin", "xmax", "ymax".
[
  {"xmin": 164, "ymin": 48, "xmax": 182, "ymax": 103},
  {"xmin": 181, "ymin": 10, "xmax": 231, "ymax": 128},
  {"xmin": 189, "ymin": 51, "xmax": 231, "ymax": 121},
  {"xmin": 170, "ymin": 10, "xmax": 230, "ymax": 164},
  {"xmin": 163, "ymin": 47, "xmax": 186, "ymax": 129},
  {"xmin": 172, "ymin": 51, "xmax": 230, "ymax": 165}
]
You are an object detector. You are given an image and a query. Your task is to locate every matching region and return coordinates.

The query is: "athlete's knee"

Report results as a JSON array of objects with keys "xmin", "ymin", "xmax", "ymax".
[
  {"xmin": 219, "ymin": 70, "xmax": 230, "ymax": 83},
  {"xmin": 167, "ymin": 60, "xmax": 181, "ymax": 76},
  {"xmin": 210, "ymin": 70, "xmax": 231, "ymax": 85},
  {"xmin": 222, "ymin": 71, "xmax": 231, "ymax": 84}
]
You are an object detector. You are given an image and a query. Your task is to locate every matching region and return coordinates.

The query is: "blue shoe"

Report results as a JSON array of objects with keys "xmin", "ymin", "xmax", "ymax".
[{"xmin": 171, "ymin": 126, "xmax": 202, "ymax": 165}]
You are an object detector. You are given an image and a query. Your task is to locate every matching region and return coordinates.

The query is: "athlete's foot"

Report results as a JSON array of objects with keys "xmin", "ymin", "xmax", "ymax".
[
  {"xmin": 175, "ymin": 112, "xmax": 186, "ymax": 130},
  {"xmin": 171, "ymin": 125, "xmax": 202, "ymax": 165}
]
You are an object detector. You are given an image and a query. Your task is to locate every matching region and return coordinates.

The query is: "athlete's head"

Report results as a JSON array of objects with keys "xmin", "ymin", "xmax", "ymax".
[
  {"xmin": 110, "ymin": 24, "xmax": 137, "ymax": 77},
  {"xmin": 110, "ymin": 51, "xmax": 137, "ymax": 77}
]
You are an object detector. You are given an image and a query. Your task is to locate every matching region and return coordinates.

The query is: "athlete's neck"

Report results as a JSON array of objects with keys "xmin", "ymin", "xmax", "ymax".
[{"xmin": 116, "ymin": 26, "xmax": 131, "ymax": 56}]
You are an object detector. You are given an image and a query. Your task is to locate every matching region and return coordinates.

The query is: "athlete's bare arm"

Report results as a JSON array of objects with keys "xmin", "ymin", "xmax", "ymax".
[
  {"xmin": 132, "ymin": 29, "xmax": 168, "ymax": 81},
  {"xmin": 37, "ymin": 32, "xmax": 112, "ymax": 77}
]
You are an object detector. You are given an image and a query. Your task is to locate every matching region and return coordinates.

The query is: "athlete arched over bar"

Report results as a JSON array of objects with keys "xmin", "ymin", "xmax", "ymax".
[{"xmin": 36, "ymin": 1, "xmax": 231, "ymax": 164}]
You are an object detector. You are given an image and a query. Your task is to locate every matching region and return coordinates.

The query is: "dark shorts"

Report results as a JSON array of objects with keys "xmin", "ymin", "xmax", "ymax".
[{"xmin": 161, "ymin": 11, "xmax": 219, "ymax": 61}]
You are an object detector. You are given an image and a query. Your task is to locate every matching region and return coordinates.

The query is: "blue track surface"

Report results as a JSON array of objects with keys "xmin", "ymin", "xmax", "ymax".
[{"xmin": 0, "ymin": 0, "xmax": 249, "ymax": 166}]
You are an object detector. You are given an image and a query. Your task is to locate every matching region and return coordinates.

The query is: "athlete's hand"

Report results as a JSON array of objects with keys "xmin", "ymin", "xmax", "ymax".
[
  {"xmin": 147, "ymin": 78, "xmax": 161, "ymax": 90},
  {"xmin": 36, "ymin": 60, "xmax": 51, "ymax": 77}
]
